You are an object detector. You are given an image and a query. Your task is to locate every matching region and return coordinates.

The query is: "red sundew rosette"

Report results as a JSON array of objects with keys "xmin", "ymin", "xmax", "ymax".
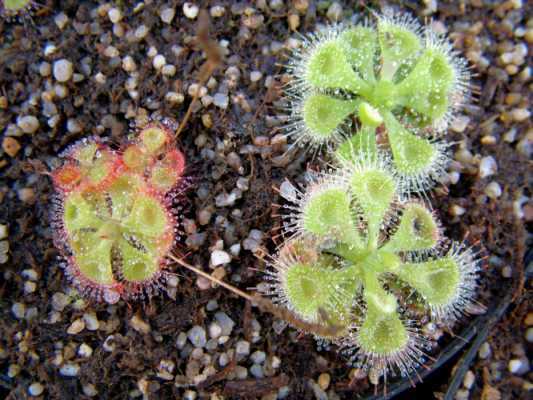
[
  {"xmin": 59, "ymin": 186, "xmax": 178, "ymax": 304},
  {"xmin": 51, "ymin": 121, "xmax": 186, "ymax": 304}
]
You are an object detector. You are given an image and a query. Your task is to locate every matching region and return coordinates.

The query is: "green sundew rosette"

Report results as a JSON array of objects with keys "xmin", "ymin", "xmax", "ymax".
[{"xmin": 398, "ymin": 257, "xmax": 461, "ymax": 309}]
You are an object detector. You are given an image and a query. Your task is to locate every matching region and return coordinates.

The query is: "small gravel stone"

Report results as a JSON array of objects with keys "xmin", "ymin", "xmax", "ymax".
[
  {"xmin": 0, "ymin": 225, "xmax": 7, "ymax": 240},
  {"xmin": 54, "ymin": 12, "xmax": 69, "ymax": 29},
  {"xmin": 463, "ymin": 370, "xmax": 475, "ymax": 389},
  {"xmin": 206, "ymin": 300, "xmax": 218, "ymax": 311},
  {"xmin": 510, "ymin": 108, "xmax": 530, "ymax": 122},
  {"xmin": 66, "ymin": 118, "xmax": 82, "ymax": 134},
  {"xmin": 479, "ymin": 156, "xmax": 497, "ymax": 178},
  {"xmin": 122, "ymin": 56, "xmax": 136, "ymax": 72},
  {"xmin": 235, "ymin": 340, "xmax": 250, "ymax": 357},
  {"xmin": 162, "ymin": 64, "xmax": 176, "ymax": 76},
  {"xmin": 108, "ymin": 8, "xmax": 122, "ymax": 23},
  {"xmin": 160, "ymin": 7, "xmax": 176, "ymax": 24},
  {"xmin": 11, "ymin": 303, "xmax": 26, "ymax": 319},
  {"xmin": 67, "ymin": 318, "xmax": 85, "ymax": 334},
  {"xmin": 214, "ymin": 312, "xmax": 235, "ymax": 335},
  {"xmin": 134, "ymin": 25, "xmax": 149, "ymax": 40},
  {"xmin": 250, "ymin": 364, "xmax": 264, "ymax": 378},
  {"xmin": 211, "ymin": 250, "xmax": 231, "ymax": 266},
  {"xmin": 104, "ymin": 45, "xmax": 119, "ymax": 58},
  {"xmin": 78, "ymin": 343, "xmax": 93, "ymax": 358},
  {"xmin": 51, "ymin": 292, "xmax": 70, "ymax": 311},
  {"xmin": 60, "ymin": 363, "xmax": 80, "ymax": 377},
  {"xmin": 176, "ymin": 331, "xmax": 187, "ymax": 349},
  {"xmin": 17, "ymin": 188, "xmax": 35, "ymax": 203},
  {"xmin": 53, "ymin": 59, "xmax": 73, "ymax": 82},
  {"xmin": 235, "ymin": 365, "xmax": 248, "ymax": 379},
  {"xmin": 153, "ymin": 54, "xmax": 166, "ymax": 70},
  {"xmin": 248, "ymin": 352, "xmax": 265, "ymax": 368},
  {"xmin": 210, "ymin": 5, "xmax": 225, "ymax": 18},
  {"xmin": 451, "ymin": 115, "xmax": 470, "ymax": 133},
  {"xmin": 17, "ymin": 115, "xmax": 39, "ymax": 134},
  {"xmin": 316, "ymin": 373, "xmax": 330, "ymax": 391},
  {"xmin": 2, "ymin": 137, "xmax": 21, "ymax": 157},
  {"xmin": 326, "ymin": 2, "xmax": 343, "ymax": 22},
  {"xmin": 188, "ymin": 326, "xmax": 207, "ymax": 348},
  {"xmin": 129, "ymin": 314, "xmax": 151, "ymax": 334},
  {"xmin": 28, "ymin": 382, "xmax": 44, "ymax": 396},
  {"xmin": 213, "ymin": 93, "xmax": 229, "ymax": 109},
  {"xmin": 9, "ymin": 365, "xmax": 21, "ymax": 378},
  {"xmin": 183, "ymin": 3, "xmax": 199, "ymax": 19},
  {"xmin": 83, "ymin": 312, "xmax": 99, "ymax": 331},
  {"xmin": 250, "ymin": 70, "xmax": 262, "ymax": 82},
  {"xmin": 485, "ymin": 181, "xmax": 502, "ymax": 199},
  {"xmin": 219, "ymin": 352, "xmax": 230, "ymax": 367},
  {"xmin": 82, "ymin": 384, "xmax": 98, "ymax": 397},
  {"xmin": 24, "ymin": 281, "xmax": 36, "ymax": 294},
  {"xmin": 525, "ymin": 327, "xmax": 533, "ymax": 343},
  {"xmin": 508, "ymin": 358, "xmax": 529, "ymax": 375},
  {"xmin": 208, "ymin": 322, "xmax": 222, "ymax": 339},
  {"xmin": 478, "ymin": 342, "xmax": 491, "ymax": 359},
  {"xmin": 501, "ymin": 266, "xmax": 512, "ymax": 278},
  {"xmin": 102, "ymin": 335, "xmax": 116, "ymax": 352}
]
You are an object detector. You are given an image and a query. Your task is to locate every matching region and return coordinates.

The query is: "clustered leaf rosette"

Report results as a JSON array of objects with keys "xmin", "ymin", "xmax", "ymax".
[
  {"xmin": 262, "ymin": 152, "xmax": 480, "ymax": 380},
  {"xmin": 284, "ymin": 12, "xmax": 469, "ymax": 192},
  {"xmin": 51, "ymin": 120, "xmax": 185, "ymax": 304}
]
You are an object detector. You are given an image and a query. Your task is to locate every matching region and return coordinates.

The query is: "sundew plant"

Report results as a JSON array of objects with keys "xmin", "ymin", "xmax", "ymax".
[
  {"xmin": 262, "ymin": 153, "xmax": 480, "ymax": 380},
  {"xmin": 51, "ymin": 120, "xmax": 185, "ymax": 304},
  {"xmin": 285, "ymin": 12, "xmax": 469, "ymax": 192}
]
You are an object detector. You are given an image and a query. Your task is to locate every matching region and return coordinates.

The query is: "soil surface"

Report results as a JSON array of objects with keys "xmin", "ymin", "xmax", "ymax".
[{"xmin": 0, "ymin": 1, "xmax": 531, "ymax": 400}]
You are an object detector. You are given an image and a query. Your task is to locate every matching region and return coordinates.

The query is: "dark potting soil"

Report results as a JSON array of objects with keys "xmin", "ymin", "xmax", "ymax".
[{"xmin": 0, "ymin": 1, "xmax": 531, "ymax": 399}]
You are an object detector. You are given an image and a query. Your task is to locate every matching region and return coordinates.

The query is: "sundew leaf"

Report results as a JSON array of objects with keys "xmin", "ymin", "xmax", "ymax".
[
  {"xmin": 306, "ymin": 39, "xmax": 370, "ymax": 94},
  {"xmin": 303, "ymin": 93, "xmax": 358, "ymax": 141},
  {"xmin": 340, "ymin": 26, "xmax": 378, "ymax": 83},
  {"xmin": 383, "ymin": 202, "xmax": 439, "ymax": 252}
]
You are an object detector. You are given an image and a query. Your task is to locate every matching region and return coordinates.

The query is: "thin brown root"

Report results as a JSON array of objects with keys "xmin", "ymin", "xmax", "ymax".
[{"xmin": 169, "ymin": 254, "xmax": 345, "ymax": 339}]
